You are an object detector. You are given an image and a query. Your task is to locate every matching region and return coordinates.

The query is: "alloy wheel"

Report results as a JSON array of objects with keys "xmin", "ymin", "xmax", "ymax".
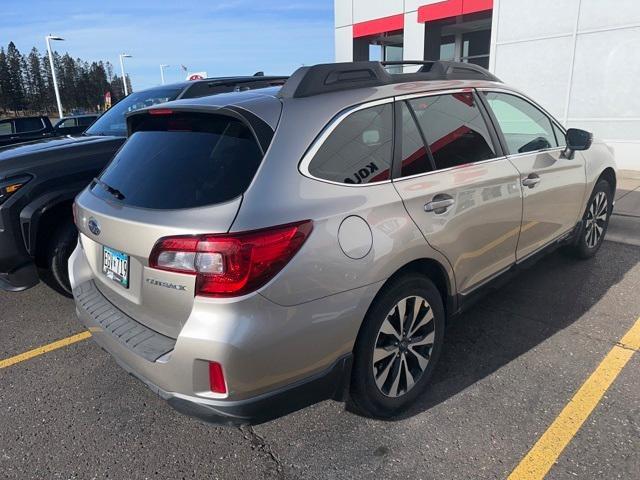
[
  {"xmin": 585, "ymin": 191, "xmax": 608, "ymax": 248},
  {"xmin": 372, "ymin": 296, "xmax": 435, "ymax": 398}
]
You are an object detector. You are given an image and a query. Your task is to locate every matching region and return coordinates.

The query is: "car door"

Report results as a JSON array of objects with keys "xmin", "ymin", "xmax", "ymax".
[
  {"xmin": 479, "ymin": 90, "xmax": 586, "ymax": 260},
  {"xmin": 392, "ymin": 90, "xmax": 523, "ymax": 294}
]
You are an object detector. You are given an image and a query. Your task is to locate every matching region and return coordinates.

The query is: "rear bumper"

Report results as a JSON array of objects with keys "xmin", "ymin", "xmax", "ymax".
[
  {"xmin": 73, "ymin": 280, "xmax": 352, "ymax": 425},
  {"xmin": 69, "ymin": 243, "xmax": 377, "ymax": 424}
]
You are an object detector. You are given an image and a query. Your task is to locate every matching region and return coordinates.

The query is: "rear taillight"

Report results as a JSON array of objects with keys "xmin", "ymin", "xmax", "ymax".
[{"xmin": 149, "ymin": 220, "xmax": 313, "ymax": 297}]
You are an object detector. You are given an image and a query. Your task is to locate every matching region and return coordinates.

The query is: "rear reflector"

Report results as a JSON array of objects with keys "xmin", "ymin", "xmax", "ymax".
[
  {"xmin": 149, "ymin": 220, "xmax": 313, "ymax": 297},
  {"xmin": 208, "ymin": 362, "xmax": 227, "ymax": 394}
]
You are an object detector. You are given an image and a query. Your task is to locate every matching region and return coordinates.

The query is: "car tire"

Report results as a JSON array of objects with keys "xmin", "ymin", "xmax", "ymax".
[
  {"xmin": 564, "ymin": 179, "xmax": 613, "ymax": 259},
  {"xmin": 41, "ymin": 220, "xmax": 77, "ymax": 297},
  {"xmin": 349, "ymin": 273, "xmax": 445, "ymax": 419}
]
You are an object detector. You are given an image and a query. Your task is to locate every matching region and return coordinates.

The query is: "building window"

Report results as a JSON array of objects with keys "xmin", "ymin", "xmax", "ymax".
[{"xmin": 424, "ymin": 12, "xmax": 492, "ymax": 68}]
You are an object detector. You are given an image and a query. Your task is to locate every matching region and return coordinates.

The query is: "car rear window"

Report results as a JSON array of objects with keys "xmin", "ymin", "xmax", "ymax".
[{"xmin": 93, "ymin": 113, "xmax": 263, "ymax": 209}]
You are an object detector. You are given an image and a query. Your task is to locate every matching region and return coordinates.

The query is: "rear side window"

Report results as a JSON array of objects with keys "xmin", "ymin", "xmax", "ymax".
[
  {"xmin": 94, "ymin": 113, "xmax": 263, "ymax": 209},
  {"xmin": 408, "ymin": 92, "xmax": 496, "ymax": 170},
  {"xmin": 483, "ymin": 92, "xmax": 558, "ymax": 154},
  {"xmin": 14, "ymin": 118, "xmax": 44, "ymax": 133},
  {"xmin": 307, "ymin": 103, "xmax": 393, "ymax": 185}
]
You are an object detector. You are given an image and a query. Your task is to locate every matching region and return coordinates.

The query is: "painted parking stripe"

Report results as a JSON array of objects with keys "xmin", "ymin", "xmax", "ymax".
[
  {"xmin": 508, "ymin": 316, "xmax": 640, "ymax": 480},
  {"xmin": 0, "ymin": 331, "xmax": 92, "ymax": 370}
]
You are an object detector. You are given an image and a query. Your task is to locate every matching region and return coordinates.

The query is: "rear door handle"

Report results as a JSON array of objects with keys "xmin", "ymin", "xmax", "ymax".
[
  {"xmin": 424, "ymin": 195, "xmax": 455, "ymax": 214},
  {"xmin": 522, "ymin": 174, "xmax": 541, "ymax": 188}
]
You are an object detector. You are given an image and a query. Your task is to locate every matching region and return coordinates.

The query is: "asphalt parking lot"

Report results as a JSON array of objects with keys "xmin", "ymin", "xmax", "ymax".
[{"xmin": 1, "ymin": 178, "xmax": 639, "ymax": 479}]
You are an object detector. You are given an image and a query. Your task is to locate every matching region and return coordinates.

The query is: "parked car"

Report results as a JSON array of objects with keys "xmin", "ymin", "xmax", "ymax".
[
  {"xmin": 0, "ymin": 74, "xmax": 287, "ymax": 295},
  {"xmin": 70, "ymin": 61, "xmax": 616, "ymax": 425},
  {"xmin": 53, "ymin": 114, "xmax": 99, "ymax": 135},
  {"xmin": 0, "ymin": 116, "xmax": 57, "ymax": 147}
]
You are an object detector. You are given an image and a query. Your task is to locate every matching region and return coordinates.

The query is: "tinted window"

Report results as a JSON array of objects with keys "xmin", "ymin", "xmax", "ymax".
[
  {"xmin": 94, "ymin": 113, "xmax": 263, "ymax": 209},
  {"xmin": 308, "ymin": 104, "xmax": 393, "ymax": 185},
  {"xmin": 408, "ymin": 92, "xmax": 496, "ymax": 170},
  {"xmin": 77, "ymin": 116, "xmax": 96, "ymax": 126},
  {"xmin": 85, "ymin": 87, "xmax": 181, "ymax": 137},
  {"xmin": 399, "ymin": 101, "xmax": 432, "ymax": 177},
  {"xmin": 484, "ymin": 92, "xmax": 558, "ymax": 154},
  {"xmin": 0, "ymin": 121, "xmax": 12, "ymax": 135},
  {"xmin": 14, "ymin": 118, "xmax": 44, "ymax": 133}
]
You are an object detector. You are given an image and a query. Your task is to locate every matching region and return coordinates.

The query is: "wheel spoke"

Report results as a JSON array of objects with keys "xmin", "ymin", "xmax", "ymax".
[
  {"xmin": 379, "ymin": 318, "xmax": 401, "ymax": 340},
  {"xmin": 407, "ymin": 346, "xmax": 430, "ymax": 370},
  {"xmin": 375, "ymin": 354, "xmax": 397, "ymax": 391},
  {"xmin": 409, "ymin": 304, "xmax": 433, "ymax": 337},
  {"xmin": 373, "ymin": 346, "xmax": 396, "ymax": 364},
  {"xmin": 402, "ymin": 356, "xmax": 415, "ymax": 392},
  {"xmin": 410, "ymin": 330, "xmax": 435, "ymax": 348},
  {"xmin": 388, "ymin": 358, "xmax": 402, "ymax": 397},
  {"xmin": 597, "ymin": 193, "xmax": 607, "ymax": 215},
  {"xmin": 396, "ymin": 299, "xmax": 407, "ymax": 336}
]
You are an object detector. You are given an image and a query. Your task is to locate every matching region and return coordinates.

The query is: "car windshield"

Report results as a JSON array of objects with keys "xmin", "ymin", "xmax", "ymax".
[{"xmin": 85, "ymin": 87, "xmax": 182, "ymax": 137}]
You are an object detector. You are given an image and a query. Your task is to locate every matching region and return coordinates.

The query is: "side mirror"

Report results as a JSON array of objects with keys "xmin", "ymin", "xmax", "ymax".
[{"xmin": 566, "ymin": 128, "xmax": 592, "ymax": 151}]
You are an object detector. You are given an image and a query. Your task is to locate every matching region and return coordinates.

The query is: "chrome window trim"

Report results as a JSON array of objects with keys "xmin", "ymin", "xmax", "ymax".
[
  {"xmin": 391, "ymin": 155, "xmax": 510, "ymax": 184},
  {"xmin": 298, "ymin": 97, "xmax": 395, "ymax": 188}
]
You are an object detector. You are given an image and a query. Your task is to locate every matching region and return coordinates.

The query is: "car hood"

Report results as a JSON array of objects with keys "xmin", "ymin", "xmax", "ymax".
[
  {"xmin": 0, "ymin": 135, "xmax": 121, "ymax": 160},
  {"xmin": 0, "ymin": 135, "xmax": 125, "ymax": 179}
]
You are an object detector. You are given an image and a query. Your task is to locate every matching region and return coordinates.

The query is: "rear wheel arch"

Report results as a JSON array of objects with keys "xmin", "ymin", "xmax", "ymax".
[{"xmin": 362, "ymin": 258, "xmax": 454, "ymax": 334}]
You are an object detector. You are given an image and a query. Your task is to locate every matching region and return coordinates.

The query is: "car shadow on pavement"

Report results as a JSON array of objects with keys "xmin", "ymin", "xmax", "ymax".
[{"xmin": 387, "ymin": 240, "xmax": 639, "ymax": 420}]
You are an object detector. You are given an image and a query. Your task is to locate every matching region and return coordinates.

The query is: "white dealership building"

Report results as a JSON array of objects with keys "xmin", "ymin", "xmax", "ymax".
[{"xmin": 335, "ymin": 0, "xmax": 640, "ymax": 170}]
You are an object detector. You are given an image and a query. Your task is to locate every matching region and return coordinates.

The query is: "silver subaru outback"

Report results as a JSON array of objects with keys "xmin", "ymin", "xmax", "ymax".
[{"xmin": 70, "ymin": 61, "xmax": 616, "ymax": 424}]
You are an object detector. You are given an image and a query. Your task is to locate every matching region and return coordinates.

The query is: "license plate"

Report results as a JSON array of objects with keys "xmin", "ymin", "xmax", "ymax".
[{"xmin": 102, "ymin": 246, "xmax": 129, "ymax": 288}]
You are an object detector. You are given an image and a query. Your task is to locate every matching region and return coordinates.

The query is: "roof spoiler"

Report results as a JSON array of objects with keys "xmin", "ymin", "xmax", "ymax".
[{"xmin": 278, "ymin": 60, "xmax": 501, "ymax": 99}]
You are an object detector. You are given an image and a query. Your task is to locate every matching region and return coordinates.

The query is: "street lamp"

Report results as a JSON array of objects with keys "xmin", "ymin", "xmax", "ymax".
[
  {"xmin": 119, "ymin": 53, "xmax": 132, "ymax": 96},
  {"xmin": 159, "ymin": 64, "xmax": 170, "ymax": 85},
  {"xmin": 45, "ymin": 35, "xmax": 64, "ymax": 120}
]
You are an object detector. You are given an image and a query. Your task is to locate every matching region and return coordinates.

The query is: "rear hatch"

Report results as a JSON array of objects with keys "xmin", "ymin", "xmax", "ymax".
[{"xmin": 75, "ymin": 108, "xmax": 273, "ymax": 338}]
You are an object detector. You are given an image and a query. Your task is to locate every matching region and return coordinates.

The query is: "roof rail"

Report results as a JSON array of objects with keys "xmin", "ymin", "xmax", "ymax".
[{"xmin": 278, "ymin": 60, "xmax": 501, "ymax": 99}]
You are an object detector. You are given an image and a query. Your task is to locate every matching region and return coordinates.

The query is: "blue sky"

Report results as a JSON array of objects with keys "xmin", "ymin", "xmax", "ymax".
[{"xmin": 1, "ymin": 0, "xmax": 335, "ymax": 90}]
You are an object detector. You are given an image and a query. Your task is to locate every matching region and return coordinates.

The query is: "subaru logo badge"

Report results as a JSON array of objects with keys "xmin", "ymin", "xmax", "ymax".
[{"xmin": 87, "ymin": 217, "xmax": 101, "ymax": 236}]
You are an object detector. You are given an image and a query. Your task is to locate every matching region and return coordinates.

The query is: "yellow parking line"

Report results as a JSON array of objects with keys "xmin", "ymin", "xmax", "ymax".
[
  {"xmin": 0, "ymin": 331, "xmax": 92, "ymax": 370},
  {"xmin": 508, "ymin": 317, "xmax": 640, "ymax": 480}
]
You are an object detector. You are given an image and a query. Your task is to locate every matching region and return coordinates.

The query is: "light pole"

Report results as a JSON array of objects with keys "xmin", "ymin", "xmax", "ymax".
[
  {"xmin": 159, "ymin": 64, "xmax": 169, "ymax": 85},
  {"xmin": 45, "ymin": 35, "xmax": 64, "ymax": 120},
  {"xmin": 119, "ymin": 53, "xmax": 132, "ymax": 96}
]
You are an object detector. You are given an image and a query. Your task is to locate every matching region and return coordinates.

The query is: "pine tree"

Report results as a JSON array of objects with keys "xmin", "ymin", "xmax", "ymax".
[
  {"xmin": 0, "ymin": 48, "xmax": 9, "ymax": 113},
  {"xmin": 27, "ymin": 48, "xmax": 46, "ymax": 112},
  {"xmin": 5, "ymin": 42, "xmax": 25, "ymax": 112}
]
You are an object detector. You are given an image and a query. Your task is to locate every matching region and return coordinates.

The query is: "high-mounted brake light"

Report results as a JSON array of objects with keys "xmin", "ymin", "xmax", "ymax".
[
  {"xmin": 148, "ymin": 108, "xmax": 173, "ymax": 115},
  {"xmin": 149, "ymin": 220, "xmax": 313, "ymax": 297}
]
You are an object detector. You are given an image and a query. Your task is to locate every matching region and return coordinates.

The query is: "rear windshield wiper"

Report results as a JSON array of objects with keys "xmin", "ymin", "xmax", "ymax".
[{"xmin": 93, "ymin": 177, "xmax": 125, "ymax": 200}]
